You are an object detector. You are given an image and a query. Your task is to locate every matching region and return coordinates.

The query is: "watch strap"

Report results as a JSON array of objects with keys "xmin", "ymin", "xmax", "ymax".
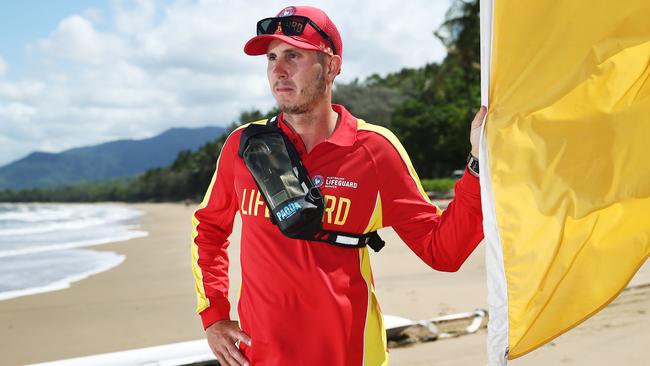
[{"xmin": 467, "ymin": 153, "xmax": 479, "ymax": 177}]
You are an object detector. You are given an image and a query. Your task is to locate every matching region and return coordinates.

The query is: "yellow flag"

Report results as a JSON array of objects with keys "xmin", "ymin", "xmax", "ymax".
[{"xmin": 480, "ymin": 0, "xmax": 650, "ymax": 364}]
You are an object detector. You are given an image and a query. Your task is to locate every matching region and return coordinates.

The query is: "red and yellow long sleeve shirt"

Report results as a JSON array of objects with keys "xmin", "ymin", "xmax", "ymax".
[{"xmin": 191, "ymin": 104, "xmax": 483, "ymax": 365}]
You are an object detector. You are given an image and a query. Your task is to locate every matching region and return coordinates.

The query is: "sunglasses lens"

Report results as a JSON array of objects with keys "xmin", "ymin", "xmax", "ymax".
[
  {"xmin": 255, "ymin": 16, "xmax": 336, "ymax": 55},
  {"xmin": 257, "ymin": 18, "xmax": 278, "ymax": 35},
  {"xmin": 280, "ymin": 17, "xmax": 306, "ymax": 36}
]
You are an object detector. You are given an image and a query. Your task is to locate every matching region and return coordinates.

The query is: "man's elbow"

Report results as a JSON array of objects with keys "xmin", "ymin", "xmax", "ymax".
[
  {"xmin": 422, "ymin": 252, "xmax": 464, "ymax": 272},
  {"xmin": 432, "ymin": 261, "xmax": 463, "ymax": 273},
  {"xmin": 431, "ymin": 236, "xmax": 483, "ymax": 272},
  {"xmin": 430, "ymin": 249, "xmax": 473, "ymax": 272}
]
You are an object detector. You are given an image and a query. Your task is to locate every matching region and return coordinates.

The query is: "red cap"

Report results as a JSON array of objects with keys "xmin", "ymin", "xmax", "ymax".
[{"xmin": 244, "ymin": 6, "xmax": 343, "ymax": 59}]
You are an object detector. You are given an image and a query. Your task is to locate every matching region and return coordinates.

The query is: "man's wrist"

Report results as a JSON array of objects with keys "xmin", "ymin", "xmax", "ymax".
[
  {"xmin": 467, "ymin": 153, "xmax": 479, "ymax": 177},
  {"xmin": 200, "ymin": 304, "xmax": 232, "ymax": 330}
]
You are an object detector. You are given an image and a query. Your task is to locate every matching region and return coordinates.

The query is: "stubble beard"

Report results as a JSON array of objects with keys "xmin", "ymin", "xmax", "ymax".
[{"xmin": 277, "ymin": 69, "xmax": 327, "ymax": 115}]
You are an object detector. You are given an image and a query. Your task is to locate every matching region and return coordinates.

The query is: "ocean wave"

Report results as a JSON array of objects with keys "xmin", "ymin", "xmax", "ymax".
[
  {"xmin": 0, "ymin": 203, "xmax": 76, "ymax": 222},
  {"xmin": 0, "ymin": 230, "xmax": 148, "ymax": 258},
  {"xmin": 0, "ymin": 250, "xmax": 125, "ymax": 301},
  {"xmin": 0, "ymin": 204, "xmax": 148, "ymax": 302},
  {"xmin": 0, "ymin": 204, "xmax": 143, "ymax": 236}
]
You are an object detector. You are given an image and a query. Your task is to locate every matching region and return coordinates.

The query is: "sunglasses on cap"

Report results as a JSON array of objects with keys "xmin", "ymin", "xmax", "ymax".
[{"xmin": 256, "ymin": 16, "xmax": 338, "ymax": 55}]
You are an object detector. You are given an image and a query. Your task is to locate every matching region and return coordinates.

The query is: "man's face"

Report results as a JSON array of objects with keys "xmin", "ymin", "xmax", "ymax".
[{"xmin": 266, "ymin": 40, "xmax": 328, "ymax": 115}]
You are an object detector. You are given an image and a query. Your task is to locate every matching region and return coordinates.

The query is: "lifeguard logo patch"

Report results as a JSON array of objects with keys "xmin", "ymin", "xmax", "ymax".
[
  {"xmin": 312, "ymin": 175, "xmax": 324, "ymax": 188},
  {"xmin": 278, "ymin": 6, "xmax": 296, "ymax": 17},
  {"xmin": 323, "ymin": 176, "xmax": 358, "ymax": 189}
]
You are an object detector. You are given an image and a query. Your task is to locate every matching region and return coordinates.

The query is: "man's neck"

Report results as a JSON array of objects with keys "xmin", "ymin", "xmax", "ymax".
[{"xmin": 282, "ymin": 102, "xmax": 339, "ymax": 153}]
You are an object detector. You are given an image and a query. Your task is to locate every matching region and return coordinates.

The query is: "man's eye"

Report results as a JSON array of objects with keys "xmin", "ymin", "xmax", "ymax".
[{"xmin": 267, "ymin": 55, "xmax": 276, "ymax": 61}]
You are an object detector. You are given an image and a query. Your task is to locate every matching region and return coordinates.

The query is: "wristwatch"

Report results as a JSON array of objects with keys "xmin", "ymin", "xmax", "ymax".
[{"xmin": 467, "ymin": 153, "xmax": 480, "ymax": 177}]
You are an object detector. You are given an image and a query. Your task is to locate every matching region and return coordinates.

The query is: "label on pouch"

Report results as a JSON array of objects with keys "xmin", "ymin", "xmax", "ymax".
[{"xmin": 275, "ymin": 201, "xmax": 301, "ymax": 221}]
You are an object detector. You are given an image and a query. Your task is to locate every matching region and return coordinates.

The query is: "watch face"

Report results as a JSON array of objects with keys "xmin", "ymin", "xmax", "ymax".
[
  {"xmin": 467, "ymin": 154, "xmax": 479, "ymax": 175},
  {"xmin": 471, "ymin": 159, "xmax": 479, "ymax": 173}
]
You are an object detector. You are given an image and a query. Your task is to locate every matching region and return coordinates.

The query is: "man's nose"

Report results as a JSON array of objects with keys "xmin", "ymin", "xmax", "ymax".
[{"xmin": 272, "ymin": 59, "xmax": 288, "ymax": 79}]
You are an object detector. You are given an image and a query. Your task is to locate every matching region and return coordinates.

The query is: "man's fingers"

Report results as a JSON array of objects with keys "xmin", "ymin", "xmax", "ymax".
[
  {"xmin": 205, "ymin": 321, "xmax": 250, "ymax": 366},
  {"xmin": 207, "ymin": 336, "xmax": 236, "ymax": 366},
  {"xmin": 225, "ymin": 341, "xmax": 249, "ymax": 366},
  {"xmin": 219, "ymin": 349, "xmax": 240, "ymax": 366},
  {"xmin": 472, "ymin": 105, "xmax": 487, "ymax": 128},
  {"xmin": 209, "ymin": 347, "xmax": 229, "ymax": 366},
  {"xmin": 214, "ymin": 351, "xmax": 228, "ymax": 366},
  {"xmin": 234, "ymin": 329, "xmax": 252, "ymax": 346}
]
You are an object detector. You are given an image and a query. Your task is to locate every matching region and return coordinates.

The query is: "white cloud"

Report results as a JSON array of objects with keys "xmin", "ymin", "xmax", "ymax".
[
  {"xmin": 338, "ymin": 0, "xmax": 449, "ymax": 78},
  {"xmin": 0, "ymin": 102, "xmax": 37, "ymax": 123},
  {"xmin": 82, "ymin": 7, "xmax": 105, "ymax": 25},
  {"xmin": 0, "ymin": 55, "xmax": 7, "ymax": 77},
  {"xmin": 31, "ymin": 15, "xmax": 129, "ymax": 66},
  {"xmin": 0, "ymin": 0, "xmax": 451, "ymax": 167},
  {"xmin": 113, "ymin": 0, "xmax": 156, "ymax": 34},
  {"xmin": 0, "ymin": 80, "xmax": 45, "ymax": 109}
]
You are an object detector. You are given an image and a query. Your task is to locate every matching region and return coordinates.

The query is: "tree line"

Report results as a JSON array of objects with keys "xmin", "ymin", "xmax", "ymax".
[{"xmin": 0, "ymin": 0, "xmax": 479, "ymax": 203}]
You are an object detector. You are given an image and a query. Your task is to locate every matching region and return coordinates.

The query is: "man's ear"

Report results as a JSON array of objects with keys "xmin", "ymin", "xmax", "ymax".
[{"xmin": 328, "ymin": 55, "xmax": 342, "ymax": 78}]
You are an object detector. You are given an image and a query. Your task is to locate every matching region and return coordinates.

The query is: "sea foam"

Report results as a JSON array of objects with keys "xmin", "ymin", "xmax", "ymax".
[{"xmin": 0, "ymin": 203, "xmax": 147, "ymax": 301}]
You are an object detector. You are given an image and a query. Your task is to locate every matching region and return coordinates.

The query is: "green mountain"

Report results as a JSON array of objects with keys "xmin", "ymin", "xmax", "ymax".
[{"xmin": 0, "ymin": 126, "xmax": 226, "ymax": 190}]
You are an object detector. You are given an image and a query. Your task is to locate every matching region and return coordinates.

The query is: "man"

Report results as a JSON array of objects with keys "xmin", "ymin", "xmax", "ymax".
[{"xmin": 191, "ymin": 5, "xmax": 486, "ymax": 366}]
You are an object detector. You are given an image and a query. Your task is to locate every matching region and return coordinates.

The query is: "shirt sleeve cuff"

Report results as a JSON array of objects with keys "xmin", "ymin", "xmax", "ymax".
[
  {"xmin": 199, "ymin": 301, "xmax": 231, "ymax": 330},
  {"xmin": 455, "ymin": 167, "xmax": 481, "ymax": 196}
]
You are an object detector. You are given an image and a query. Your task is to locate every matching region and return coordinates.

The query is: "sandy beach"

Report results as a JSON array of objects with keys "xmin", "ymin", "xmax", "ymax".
[{"xmin": 0, "ymin": 202, "xmax": 647, "ymax": 365}]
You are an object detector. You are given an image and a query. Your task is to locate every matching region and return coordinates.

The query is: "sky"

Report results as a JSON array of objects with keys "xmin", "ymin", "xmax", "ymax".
[{"xmin": 0, "ymin": 0, "xmax": 451, "ymax": 166}]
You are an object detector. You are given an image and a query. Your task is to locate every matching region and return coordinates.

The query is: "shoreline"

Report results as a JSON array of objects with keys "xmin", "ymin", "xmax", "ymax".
[
  {"xmin": 0, "ymin": 251, "xmax": 125, "ymax": 301},
  {"xmin": 0, "ymin": 202, "xmax": 148, "ymax": 301},
  {"xmin": 0, "ymin": 202, "xmax": 647, "ymax": 365},
  {"xmin": 0, "ymin": 203, "xmax": 207, "ymax": 365},
  {"xmin": 0, "ymin": 230, "xmax": 148, "ymax": 258}
]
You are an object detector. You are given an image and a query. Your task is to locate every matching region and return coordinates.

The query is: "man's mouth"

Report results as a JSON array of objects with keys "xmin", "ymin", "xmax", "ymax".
[{"xmin": 274, "ymin": 82, "xmax": 295, "ymax": 93}]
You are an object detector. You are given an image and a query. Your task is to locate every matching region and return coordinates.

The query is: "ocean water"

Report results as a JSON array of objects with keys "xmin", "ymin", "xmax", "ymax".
[{"xmin": 0, "ymin": 203, "xmax": 148, "ymax": 300}]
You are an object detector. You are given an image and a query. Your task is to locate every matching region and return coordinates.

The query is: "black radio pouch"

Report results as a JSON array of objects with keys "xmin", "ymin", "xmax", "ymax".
[{"xmin": 238, "ymin": 116, "xmax": 384, "ymax": 252}]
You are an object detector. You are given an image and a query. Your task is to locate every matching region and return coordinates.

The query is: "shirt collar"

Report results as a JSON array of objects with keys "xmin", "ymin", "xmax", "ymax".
[{"xmin": 277, "ymin": 104, "xmax": 357, "ymax": 147}]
